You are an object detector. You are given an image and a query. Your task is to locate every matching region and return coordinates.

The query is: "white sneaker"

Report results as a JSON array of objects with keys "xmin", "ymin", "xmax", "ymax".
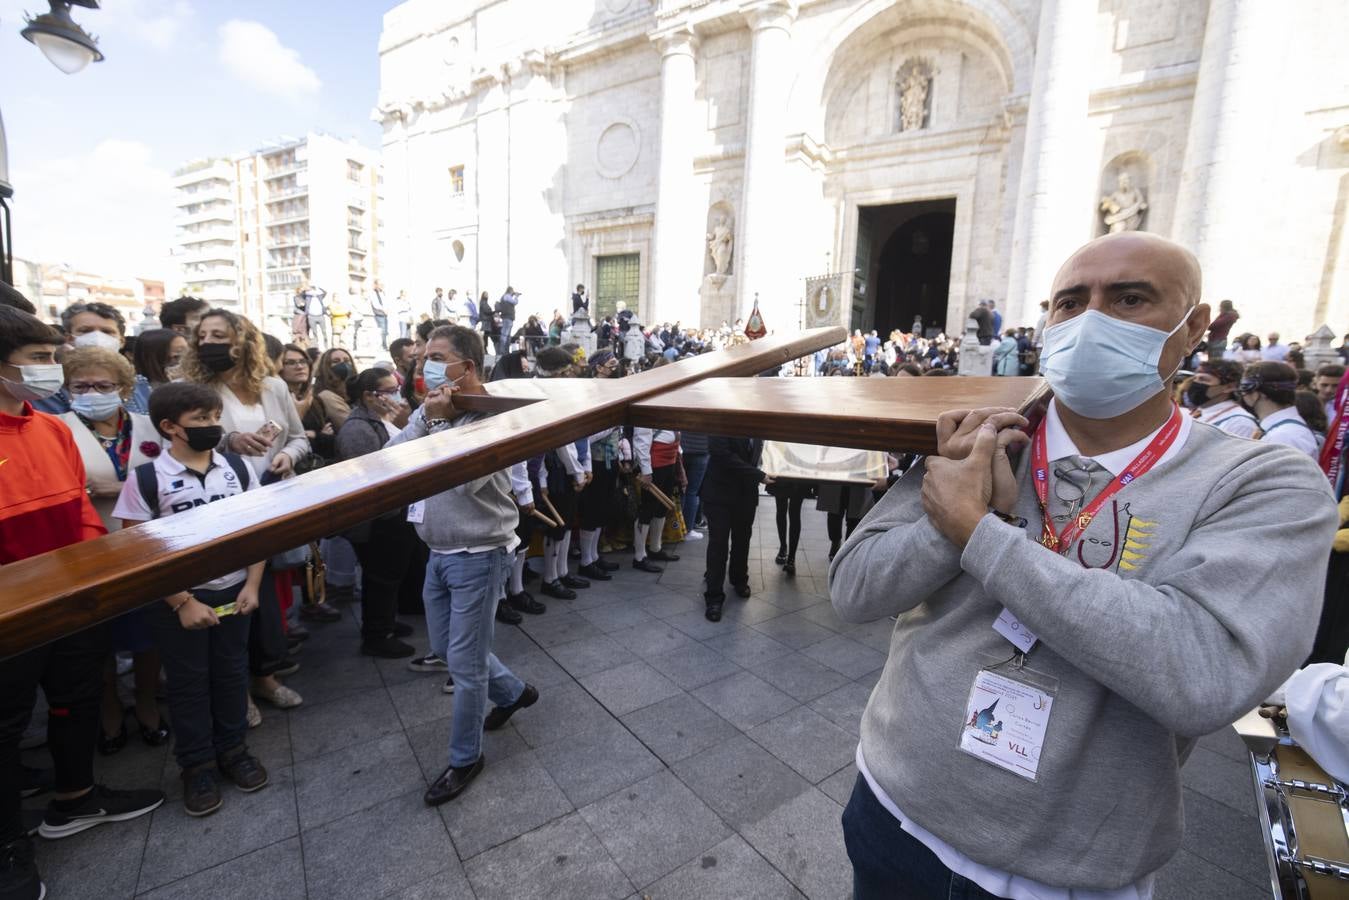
[{"xmin": 682, "ymin": 530, "xmax": 704, "ymax": 541}]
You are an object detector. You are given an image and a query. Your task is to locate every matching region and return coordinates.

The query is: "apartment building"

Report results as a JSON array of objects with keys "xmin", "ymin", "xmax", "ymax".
[{"xmin": 172, "ymin": 133, "xmax": 383, "ymax": 336}]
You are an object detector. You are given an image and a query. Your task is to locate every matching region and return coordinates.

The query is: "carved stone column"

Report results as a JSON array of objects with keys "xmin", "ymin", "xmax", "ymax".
[
  {"xmin": 1004, "ymin": 0, "xmax": 1093, "ymax": 328},
  {"xmin": 1171, "ymin": 0, "xmax": 1288, "ymax": 305},
  {"xmin": 649, "ymin": 27, "xmax": 701, "ymax": 328},
  {"xmin": 736, "ymin": 1, "xmax": 796, "ymax": 318}
]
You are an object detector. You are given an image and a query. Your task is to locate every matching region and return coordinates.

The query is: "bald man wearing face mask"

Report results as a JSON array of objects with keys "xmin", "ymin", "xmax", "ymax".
[{"xmin": 831, "ymin": 232, "xmax": 1338, "ymax": 899}]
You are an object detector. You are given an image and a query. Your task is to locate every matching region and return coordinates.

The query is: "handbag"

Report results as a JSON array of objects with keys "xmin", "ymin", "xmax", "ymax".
[{"xmin": 302, "ymin": 542, "xmax": 326, "ymax": 607}]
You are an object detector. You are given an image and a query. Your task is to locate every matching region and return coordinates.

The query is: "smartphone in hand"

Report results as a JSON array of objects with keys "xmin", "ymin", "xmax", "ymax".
[{"xmin": 256, "ymin": 420, "xmax": 282, "ymax": 442}]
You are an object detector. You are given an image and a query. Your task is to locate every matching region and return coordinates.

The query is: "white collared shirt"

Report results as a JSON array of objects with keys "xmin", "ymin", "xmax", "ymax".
[
  {"xmin": 1193, "ymin": 398, "xmax": 1258, "ymax": 440},
  {"xmin": 1258, "ymin": 407, "xmax": 1319, "ymax": 457},
  {"xmin": 112, "ymin": 449, "xmax": 251, "ymax": 591},
  {"xmin": 1043, "ymin": 398, "xmax": 1192, "ymax": 475}
]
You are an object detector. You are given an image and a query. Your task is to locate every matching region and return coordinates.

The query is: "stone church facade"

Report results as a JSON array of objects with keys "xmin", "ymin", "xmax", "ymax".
[{"xmin": 376, "ymin": 0, "xmax": 1348, "ymax": 340}]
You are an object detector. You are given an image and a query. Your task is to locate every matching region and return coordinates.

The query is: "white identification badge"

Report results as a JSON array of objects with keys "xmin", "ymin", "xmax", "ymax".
[
  {"xmin": 406, "ymin": 501, "xmax": 425, "ymax": 524},
  {"xmin": 992, "ymin": 608, "xmax": 1038, "ymax": 654},
  {"xmin": 959, "ymin": 662, "xmax": 1057, "ymax": 782}
]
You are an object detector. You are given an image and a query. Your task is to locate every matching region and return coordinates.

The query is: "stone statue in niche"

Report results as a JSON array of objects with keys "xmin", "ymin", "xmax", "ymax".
[
  {"xmin": 898, "ymin": 63, "xmax": 933, "ymax": 132},
  {"xmin": 707, "ymin": 215, "xmax": 734, "ymax": 276},
  {"xmin": 1099, "ymin": 172, "xmax": 1148, "ymax": 233}
]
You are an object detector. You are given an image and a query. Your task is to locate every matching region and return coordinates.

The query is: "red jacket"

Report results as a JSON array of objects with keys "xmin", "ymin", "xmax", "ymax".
[{"xmin": 0, "ymin": 403, "xmax": 106, "ymax": 565}]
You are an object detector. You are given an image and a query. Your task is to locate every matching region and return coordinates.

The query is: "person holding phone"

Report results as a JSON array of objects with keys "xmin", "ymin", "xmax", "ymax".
[{"xmin": 114, "ymin": 382, "xmax": 269, "ymax": 818}]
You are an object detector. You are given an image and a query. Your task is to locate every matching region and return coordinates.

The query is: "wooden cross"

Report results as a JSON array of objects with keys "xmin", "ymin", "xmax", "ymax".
[{"xmin": 0, "ymin": 326, "xmax": 1047, "ymax": 658}]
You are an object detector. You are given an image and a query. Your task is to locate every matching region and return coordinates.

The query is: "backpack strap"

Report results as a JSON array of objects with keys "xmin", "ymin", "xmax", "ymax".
[
  {"xmin": 1263, "ymin": 418, "xmax": 1314, "ymax": 434},
  {"xmin": 222, "ymin": 452, "xmax": 252, "ymax": 491},
  {"xmin": 134, "ymin": 461, "xmax": 160, "ymax": 520},
  {"xmin": 1211, "ymin": 412, "xmax": 1256, "ymax": 429}
]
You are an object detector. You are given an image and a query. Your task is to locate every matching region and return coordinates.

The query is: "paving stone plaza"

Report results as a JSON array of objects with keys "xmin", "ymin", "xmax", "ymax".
[{"xmin": 25, "ymin": 505, "xmax": 1273, "ymax": 899}]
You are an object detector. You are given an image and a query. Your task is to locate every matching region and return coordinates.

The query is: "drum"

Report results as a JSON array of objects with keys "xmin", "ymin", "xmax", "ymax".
[{"xmin": 1236, "ymin": 709, "xmax": 1349, "ymax": 898}]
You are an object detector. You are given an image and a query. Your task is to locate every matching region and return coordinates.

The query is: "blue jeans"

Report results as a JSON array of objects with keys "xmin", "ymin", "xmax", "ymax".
[
  {"xmin": 842, "ymin": 775, "xmax": 1007, "ymax": 900},
  {"xmin": 423, "ymin": 548, "xmax": 525, "ymax": 768},
  {"xmin": 682, "ymin": 452, "xmax": 709, "ymax": 528}
]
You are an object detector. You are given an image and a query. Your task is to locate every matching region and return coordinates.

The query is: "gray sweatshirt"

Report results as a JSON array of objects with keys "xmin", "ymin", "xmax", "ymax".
[
  {"xmin": 830, "ymin": 421, "xmax": 1337, "ymax": 888},
  {"xmin": 386, "ymin": 407, "xmax": 518, "ymax": 551}
]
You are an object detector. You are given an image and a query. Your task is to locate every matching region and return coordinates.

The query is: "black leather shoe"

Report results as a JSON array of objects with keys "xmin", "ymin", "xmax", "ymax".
[
  {"xmin": 495, "ymin": 603, "xmax": 524, "ymax": 625},
  {"xmin": 733, "ymin": 583, "xmax": 752, "ymax": 599},
  {"xmin": 648, "ymin": 549, "xmax": 680, "ymax": 562},
  {"xmin": 360, "ymin": 635, "xmax": 416, "ymax": 659},
  {"xmin": 97, "ymin": 723, "xmax": 127, "ymax": 756},
  {"xmin": 632, "ymin": 558, "xmax": 663, "ymax": 574},
  {"xmin": 138, "ymin": 718, "xmax": 171, "ymax": 748},
  {"xmin": 424, "ymin": 756, "xmax": 485, "ymax": 806},
  {"xmin": 828, "ymin": 542, "xmax": 840, "ymax": 562},
  {"xmin": 540, "ymin": 580, "xmax": 577, "ymax": 600},
  {"xmin": 705, "ymin": 599, "xmax": 724, "ymax": 622},
  {"xmin": 484, "ymin": 684, "xmax": 538, "ymax": 731},
  {"xmin": 577, "ymin": 563, "xmax": 612, "ymax": 581},
  {"xmin": 559, "ymin": 573, "xmax": 590, "ymax": 589},
  {"xmin": 392, "ymin": 621, "xmax": 414, "ymax": 638},
  {"xmin": 596, "ymin": 557, "xmax": 620, "ymax": 572},
  {"xmin": 506, "ymin": 591, "xmax": 547, "ymax": 615},
  {"xmin": 774, "ymin": 549, "xmax": 787, "ymax": 565},
  {"xmin": 784, "ymin": 561, "xmax": 796, "ymax": 577}
]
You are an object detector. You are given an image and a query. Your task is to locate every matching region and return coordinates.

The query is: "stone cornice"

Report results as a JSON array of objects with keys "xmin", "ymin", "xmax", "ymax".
[
  {"xmin": 1087, "ymin": 63, "xmax": 1199, "ymax": 113},
  {"xmin": 373, "ymin": 50, "xmax": 552, "ymax": 124}
]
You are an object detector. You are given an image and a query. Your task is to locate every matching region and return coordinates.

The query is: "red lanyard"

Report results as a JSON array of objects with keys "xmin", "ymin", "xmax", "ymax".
[{"xmin": 1031, "ymin": 405, "xmax": 1183, "ymax": 553}]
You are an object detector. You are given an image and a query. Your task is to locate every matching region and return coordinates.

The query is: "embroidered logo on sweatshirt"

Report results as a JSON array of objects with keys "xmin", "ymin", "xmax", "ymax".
[{"xmin": 1075, "ymin": 501, "xmax": 1153, "ymax": 573}]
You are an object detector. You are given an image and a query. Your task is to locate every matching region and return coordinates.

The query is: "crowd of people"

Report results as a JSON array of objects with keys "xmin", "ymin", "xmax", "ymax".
[{"xmin": 2, "ymin": 229, "xmax": 1349, "ymax": 899}]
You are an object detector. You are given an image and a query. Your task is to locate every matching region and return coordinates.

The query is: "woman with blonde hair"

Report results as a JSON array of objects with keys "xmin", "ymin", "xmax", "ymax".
[
  {"xmin": 183, "ymin": 308, "xmax": 309, "ymax": 715},
  {"xmin": 59, "ymin": 346, "xmax": 170, "ymax": 752}
]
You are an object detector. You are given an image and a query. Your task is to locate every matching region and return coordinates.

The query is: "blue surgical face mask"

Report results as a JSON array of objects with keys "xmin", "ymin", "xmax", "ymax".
[
  {"xmin": 71, "ymin": 389, "xmax": 125, "ymax": 422},
  {"xmin": 1039, "ymin": 308, "xmax": 1192, "ymax": 420},
  {"xmin": 422, "ymin": 360, "xmax": 448, "ymax": 391}
]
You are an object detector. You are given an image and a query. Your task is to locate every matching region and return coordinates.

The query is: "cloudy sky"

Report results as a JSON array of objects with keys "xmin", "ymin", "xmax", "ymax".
[{"xmin": 0, "ymin": 0, "xmax": 387, "ymax": 281}]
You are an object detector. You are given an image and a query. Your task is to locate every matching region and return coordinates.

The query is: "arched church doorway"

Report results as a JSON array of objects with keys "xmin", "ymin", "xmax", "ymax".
[{"xmin": 851, "ymin": 199, "xmax": 956, "ymax": 338}]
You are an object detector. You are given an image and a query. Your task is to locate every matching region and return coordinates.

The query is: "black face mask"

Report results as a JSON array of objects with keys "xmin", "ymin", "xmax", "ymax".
[
  {"xmin": 197, "ymin": 343, "xmax": 235, "ymax": 373},
  {"xmin": 332, "ymin": 362, "xmax": 353, "ymax": 380},
  {"xmin": 1184, "ymin": 382, "xmax": 1211, "ymax": 408},
  {"xmin": 181, "ymin": 425, "xmax": 224, "ymax": 452}
]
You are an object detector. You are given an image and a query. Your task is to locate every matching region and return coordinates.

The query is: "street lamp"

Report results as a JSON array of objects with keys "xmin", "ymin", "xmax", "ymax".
[
  {"xmin": 21, "ymin": 1, "xmax": 104, "ymax": 75},
  {"xmin": 0, "ymin": 1, "xmax": 103, "ymax": 286}
]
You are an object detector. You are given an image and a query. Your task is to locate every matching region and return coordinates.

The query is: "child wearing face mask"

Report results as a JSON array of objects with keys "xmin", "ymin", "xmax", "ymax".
[{"xmin": 113, "ymin": 382, "xmax": 269, "ymax": 818}]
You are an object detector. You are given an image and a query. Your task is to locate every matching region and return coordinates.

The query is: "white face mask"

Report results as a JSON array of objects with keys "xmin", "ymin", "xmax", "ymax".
[
  {"xmin": 71, "ymin": 390, "xmax": 125, "ymax": 422},
  {"xmin": 1040, "ymin": 309, "xmax": 1192, "ymax": 420},
  {"xmin": 0, "ymin": 363, "xmax": 65, "ymax": 404},
  {"xmin": 73, "ymin": 331, "xmax": 122, "ymax": 352}
]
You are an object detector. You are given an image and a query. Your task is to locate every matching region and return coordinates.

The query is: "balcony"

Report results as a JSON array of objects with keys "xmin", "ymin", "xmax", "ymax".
[
  {"xmin": 267, "ymin": 236, "xmax": 310, "ymax": 250},
  {"xmin": 176, "ymin": 182, "xmax": 233, "ymax": 206},
  {"xmin": 268, "ymin": 257, "xmax": 310, "ymax": 271},
  {"xmin": 262, "ymin": 161, "xmax": 307, "ymax": 181},
  {"xmin": 266, "ymin": 186, "xmax": 308, "ymax": 204},
  {"xmin": 192, "ymin": 284, "xmax": 240, "ymax": 303},
  {"xmin": 173, "ymin": 160, "xmax": 234, "ymax": 187},
  {"xmin": 179, "ymin": 244, "xmax": 235, "ymax": 265},
  {"xmin": 268, "ymin": 210, "xmax": 310, "ymax": 227},
  {"xmin": 347, "ymin": 245, "xmax": 367, "ymax": 256},
  {"xmin": 178, "ymin": 225, "xmax": 235, "ymax": 245},
  {"xmin": 175, "ymin": 204, "xmax": 234, "ymax": 226},
  {"xmin": 181, "ymin": 265, "xmax": 238, "ymax": 281}
]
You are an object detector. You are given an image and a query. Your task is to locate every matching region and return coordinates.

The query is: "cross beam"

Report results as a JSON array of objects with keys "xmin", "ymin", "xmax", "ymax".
[{"xmin": 0, "ymin": 328, "xmax": 843, "ymax": 659}]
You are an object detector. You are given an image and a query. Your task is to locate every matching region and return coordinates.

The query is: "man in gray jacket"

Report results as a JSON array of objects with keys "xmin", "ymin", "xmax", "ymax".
[
  {"xmin": 832, "ymin": 231, "xmax": 1338, "ymax": 897},
  {"xmin": 387, "ymin": 325, "xmax": 538, "ymax": 805}
]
